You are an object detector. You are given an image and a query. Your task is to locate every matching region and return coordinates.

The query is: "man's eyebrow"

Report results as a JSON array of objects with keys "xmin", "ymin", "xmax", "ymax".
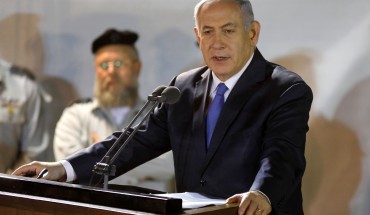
[
  {"xmin": 200, "ymin": 22, "xmax": 237, "ymax": 30},
  {"xmin": 201, "ymin": 25, "xmax": 214, "ymax": 30},
  {"xmin": 221, "ymin": 23, "xmax": 237, "ymax": 28}
]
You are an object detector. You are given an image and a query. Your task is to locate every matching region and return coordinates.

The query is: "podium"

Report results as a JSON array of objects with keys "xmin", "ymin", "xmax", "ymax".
[{"xmin": 0, "ymin": 173, "xmax": 237, "ymax": 214}]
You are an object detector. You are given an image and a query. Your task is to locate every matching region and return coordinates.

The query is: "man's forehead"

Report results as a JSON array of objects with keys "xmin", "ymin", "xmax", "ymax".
[
  {"xmin": 95, "ymin": 45, "xmax": 132, "ymax": 56},
  {"xmin": 198, "ymin": 1, "xmax": 240, "ymax": 18},
  {"xmin": 200, "ymin": 0, "xmax": 237, "ymax": 10},
  {"xmin": 200, "ymin": 22, "xmax": 238, "ymax": 29},
  {"xmin": 197, "ymin": 7, "xmax": 242, "ymax": 29}
]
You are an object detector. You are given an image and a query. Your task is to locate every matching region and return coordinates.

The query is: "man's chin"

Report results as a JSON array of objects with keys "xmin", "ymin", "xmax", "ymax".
[{"xmin": 103, "ymin": 87, "xmax": 122, "ymax": 95}]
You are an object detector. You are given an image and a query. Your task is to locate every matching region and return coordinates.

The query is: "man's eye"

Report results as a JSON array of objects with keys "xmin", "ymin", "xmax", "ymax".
[
  {"xmin": 100, "ymin": 60, "xmax": 123, "ymax": 70},
  {"xmin": 203, "ymin": 30, "xmax": 212, "ymax": 35},
  {"xmin": 224, "ymin": 29, "xmax": 235, "ymax": 34},
  {"xmin": 114, "ymin": 60, "xmax": 122, "ymax": 68},
  {"xmin": 101, "ymin": 62, "xmax": 108, "ymax": 70}
]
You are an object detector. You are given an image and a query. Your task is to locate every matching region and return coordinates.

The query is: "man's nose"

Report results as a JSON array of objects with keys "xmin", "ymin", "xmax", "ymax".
[
  {"xmin": 211, "ymin": 33, "xmax": 225, "ymax": 49},
  {"xmin": 106, "ymin": 63, "xmax": 118, "ymax": 74}
]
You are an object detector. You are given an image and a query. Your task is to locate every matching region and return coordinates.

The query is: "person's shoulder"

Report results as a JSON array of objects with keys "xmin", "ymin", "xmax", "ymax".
[
  {"xmin": 0, "ymin": 59, "xmax": 11, "ymax": 75},
  {"xmin": 181, "ymin": 65, "xmax": 208, "ymax": 76},
  {"xmin": 67, "ymin": 97, "xmax": 94, "ymax": 107},
  {"xmin": 176, "ymin": 65, "xmax": 209, "ymax": 83},
  {"xmin": 268, "ymin": 62, "xmax": 312, "ymax": 97},
  {"xmin": 9, "ymin": 65, "xmax": 36, "ymax": 81},
  {"xmin": 61, "ymin": 98, "xmax": 96, "ymax": 116},
  {"xmin": 270, "ymin": 62, "xmax": 306, "ymax": 84}
]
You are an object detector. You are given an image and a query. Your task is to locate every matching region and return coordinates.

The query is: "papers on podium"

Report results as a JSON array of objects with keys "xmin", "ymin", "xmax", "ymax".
[{"xmin": 155, "ymin": 192, "xmax": 226, "ymax": 209}]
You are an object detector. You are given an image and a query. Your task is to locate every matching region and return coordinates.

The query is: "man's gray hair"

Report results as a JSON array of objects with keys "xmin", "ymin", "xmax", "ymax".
[{"xmin": 194, "ymin": 0, "xmax": 254, "ymax": 31}]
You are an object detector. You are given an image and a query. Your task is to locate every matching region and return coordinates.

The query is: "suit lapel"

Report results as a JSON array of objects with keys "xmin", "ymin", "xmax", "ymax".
[
  {"xmin": 192, "ymin": 69, "xmax": 212, "ymax": 155},
  {"xmin": 204, "ymin": 49, "xmax": 268, "ymax": 167}
]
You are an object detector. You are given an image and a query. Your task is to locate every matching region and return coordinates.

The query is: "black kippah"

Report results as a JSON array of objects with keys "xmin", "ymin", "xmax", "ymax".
[{"xmin": 91, "ymin": 29, "xmax": 139, "ymax": 54}]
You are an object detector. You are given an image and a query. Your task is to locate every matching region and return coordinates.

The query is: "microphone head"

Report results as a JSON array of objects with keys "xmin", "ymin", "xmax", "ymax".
[
  {"xmin": 160, "ymin": 86, "xmax": 181, "ymax": 104},
  {"xmin": 151, "ymin": 85, "xmax": 167, "ymax": 97}
]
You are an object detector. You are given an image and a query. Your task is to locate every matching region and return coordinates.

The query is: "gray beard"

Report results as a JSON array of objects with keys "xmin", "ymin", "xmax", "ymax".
[{"xmin": 94, "ymin": 82, "xmax": 138, "ymax": 108}]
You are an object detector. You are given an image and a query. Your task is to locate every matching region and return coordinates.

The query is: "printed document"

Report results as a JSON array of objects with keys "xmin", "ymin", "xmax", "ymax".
[{"xmin": 155, "ymin": 192, "xmax": 226, "ymax": 209}]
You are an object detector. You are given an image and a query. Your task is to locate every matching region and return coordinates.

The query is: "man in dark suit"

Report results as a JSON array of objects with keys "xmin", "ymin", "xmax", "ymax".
[{"xmin": 13, "ymin": 0, "xmax": 312, "ymax": 214}]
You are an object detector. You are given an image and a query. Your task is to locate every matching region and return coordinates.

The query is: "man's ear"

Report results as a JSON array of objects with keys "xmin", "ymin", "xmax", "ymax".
[
  {"xmin": 194, "ymin": 27, "xmax": 201, "ymax": 45},
  {"xmin": 134, "ymin": 60, "xmax": 142, "ymax": 76},
  {"xmin": 249, "ymin": 21, "xmax": 261, "ymax": 46}
]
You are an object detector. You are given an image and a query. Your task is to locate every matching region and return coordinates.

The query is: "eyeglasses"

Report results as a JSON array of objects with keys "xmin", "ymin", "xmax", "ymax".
[{"xmin": 99, "ymin": 60, "xmax": 123, "ymax": 70}]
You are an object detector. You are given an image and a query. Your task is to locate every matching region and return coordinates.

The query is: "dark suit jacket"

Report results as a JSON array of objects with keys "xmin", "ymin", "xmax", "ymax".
[{"xmin": 68, "ymin": 49, "xmax": 312, "ymax": 215}]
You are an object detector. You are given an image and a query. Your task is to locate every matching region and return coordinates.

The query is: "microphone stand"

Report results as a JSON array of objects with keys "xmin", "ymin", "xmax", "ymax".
[{"xmin": 92, "ymin": 95, "xmax": 162, "ymax": 190}]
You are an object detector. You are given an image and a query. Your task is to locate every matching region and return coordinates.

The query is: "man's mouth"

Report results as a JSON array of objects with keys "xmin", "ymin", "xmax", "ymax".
[{"xmin": 212, "ymin": 56, "xmax": 229, "ymax": 62}]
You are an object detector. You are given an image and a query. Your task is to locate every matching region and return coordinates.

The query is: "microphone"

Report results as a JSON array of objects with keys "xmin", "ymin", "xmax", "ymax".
[
  {"xmin": 92, "ymin": 85, "xmax": 181, "ymax": 189},
  {"xmin": 148, "ymin": 85, "xmax": 167, "ymax": 101},
  {"xmin": 152, "ymin": 85, "xmax": 167, "ymax": 97},
  {"xmin": 155, "ymin": 86, "xmax": 181, "ymax": 104}
]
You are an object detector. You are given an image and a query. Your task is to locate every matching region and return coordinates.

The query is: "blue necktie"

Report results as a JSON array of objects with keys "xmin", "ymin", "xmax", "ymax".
[{"xmin": 206, "ymin": 83, "xmax": 228, "ymax": 148}]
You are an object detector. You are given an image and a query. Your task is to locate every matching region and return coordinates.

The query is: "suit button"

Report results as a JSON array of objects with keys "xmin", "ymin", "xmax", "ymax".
[{"xmin": 200, "ymin": 179, "xmax": 207, "ymax": 186}]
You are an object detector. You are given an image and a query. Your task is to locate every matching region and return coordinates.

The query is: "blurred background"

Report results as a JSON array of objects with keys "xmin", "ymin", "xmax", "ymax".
[{"xmin": 1, "ymin": 0, "xmax": 370, "ymax": 214}]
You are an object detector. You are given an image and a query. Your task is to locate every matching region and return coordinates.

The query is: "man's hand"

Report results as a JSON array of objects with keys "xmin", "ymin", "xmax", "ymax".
[
  {"xmin": 12, "ymin": 161, "xmax": 67, "ymax": 182},
  {"xmin": 226, "ymin": 191, "xmax": 272, "ymax": 215}
]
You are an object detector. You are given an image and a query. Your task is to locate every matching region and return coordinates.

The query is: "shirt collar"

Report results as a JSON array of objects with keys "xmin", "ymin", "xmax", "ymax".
[{"xmin": 209, "ymin": 52, "xmax": 254, "ymax": 97}]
